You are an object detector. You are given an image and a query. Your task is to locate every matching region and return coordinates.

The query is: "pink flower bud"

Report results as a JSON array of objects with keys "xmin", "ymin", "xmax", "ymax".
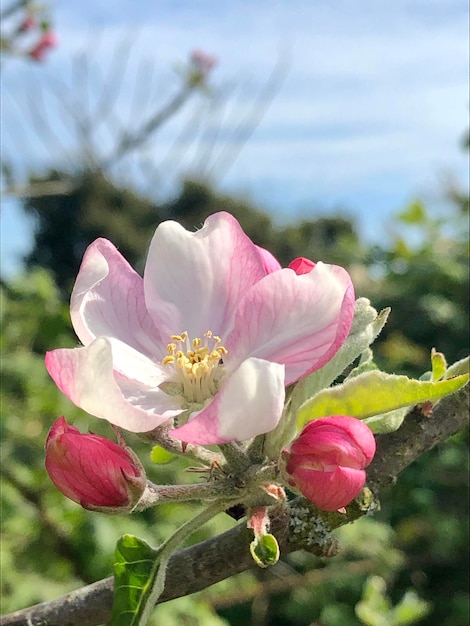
[
  {"xmin": 282, "ymin": 416, "xmax": 376, "ymax": 511},
  {"xmin": 288, "ymin": 257, "xmax": 316, "ymax": 275},
  {"xmin": 45, "ymin": 417, "xmax": 146, "ymax": 512},
  {"xmin": 28, "ymin": 31, "xmax": 57, "ymax": 61}
]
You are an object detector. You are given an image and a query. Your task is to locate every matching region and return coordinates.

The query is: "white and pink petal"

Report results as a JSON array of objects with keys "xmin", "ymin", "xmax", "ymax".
[
  {"xmin": 143, "ymin": 212, "xmax": 267, "ymax": 341},
  {"xmin": 45, "ymin": 338, "xmax": 182, "ymax": 432},
  {"xmin": 226, "ymin": 262, "xmax": 355, "ymax": 385},
  {"xmin": 71, "ymin": 238, "xmax": 164, "ymax": 358}
]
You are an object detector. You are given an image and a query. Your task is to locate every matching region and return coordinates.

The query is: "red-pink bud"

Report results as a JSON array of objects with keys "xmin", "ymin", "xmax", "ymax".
[
  {"xmin": 288, "ymin": 257, "xmax": 316, "ymax": 275},
  {"xmin": 282, "ymin": 416, "xmax": 376, "ymax": 511},
  {"xmin": 28, "ymin": 31, "xmax": 57, "ymax": 61},
  {"xmin": 45, "ymin": 417, "xmax": 146, "ymax": 512}
]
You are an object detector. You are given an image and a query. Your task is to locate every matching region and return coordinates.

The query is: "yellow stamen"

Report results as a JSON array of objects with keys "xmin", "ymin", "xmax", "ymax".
[{"xmin": 162, "ymin": 330, "xmax": 228, "ymax": 403}]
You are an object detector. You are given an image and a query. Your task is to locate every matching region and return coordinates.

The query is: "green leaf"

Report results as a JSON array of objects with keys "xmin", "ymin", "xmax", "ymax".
[
  {"xmin": 445, "ymin": 356, "xmax": 469, "ymax": 378},
  {"xmin": 111, "ymin": 503, "xmax": 226, "ymax": 625},
  {"xmin": 430, "ymin": 348, "xmax": 447, "ymax": 381},
  {"xmin": 150, "ymin": 445, "xmax": 175, "ymax": 464},
  {"xmin": 297, "ymin": 370, "xmax": 469, "ymax": 430},
  {"xmin": 250, "ymin": 533, "xmax": 280, "ymax": 568},
  {"xmin": 111, "ymin": 534, "xmax": 162, "ymax": 626},
  {"xmin": 363, "ymin": 407, "xmax": 411, "ymax": 434},
  {"xmin": 398, "ymin": 201, "xmax": 426, "ymax": 224},
  {"xmin": 391, "ymin": 590, "xmax": 431, "ymax": 625}
]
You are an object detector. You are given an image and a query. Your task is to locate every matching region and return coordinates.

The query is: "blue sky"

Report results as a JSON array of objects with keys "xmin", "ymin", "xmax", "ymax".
[{"xmin": 1, "ymin": 0, "xmax": 468, "ymax": 276}]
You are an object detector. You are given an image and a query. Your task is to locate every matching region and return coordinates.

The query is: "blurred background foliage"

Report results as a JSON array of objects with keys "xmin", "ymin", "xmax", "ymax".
[
  {"xmin": 1, "ymin": 175, "xmax": 468, "ymax": 626},
  {"xmin": 1, "ymin": 10, "xmax": 468, "ymax": 622}
]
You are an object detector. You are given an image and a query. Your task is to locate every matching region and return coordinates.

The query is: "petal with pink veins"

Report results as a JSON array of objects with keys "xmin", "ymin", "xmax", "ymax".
[
  {"xmin": 143, "ymin": 212, "xmax": 266, "ymax": 341},
  {"xmin": 255, "ymin": 245, "xmax": 282, "ymax": 274},
  {"xmin": 71, "ymin": 238, "xmax": 164, "ymax": 358},
  {"xmin": 226, "ymin": 262, "xmax": 355, "ymax": 384},
  {"xmin": 169, "ymin": 357, "xmax": 286, "ymax": 444},
  {"xmin": 45, "ymin": 338, "xmax": 182, "ymax": 432}
]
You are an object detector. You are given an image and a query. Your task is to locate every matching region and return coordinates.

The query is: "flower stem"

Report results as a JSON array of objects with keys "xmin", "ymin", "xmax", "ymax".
[
  {"xmin": 134, "ymin": 474, "xmax": 253, "ymax": 511},
  {"xmin": 137, "ymin": 500, "xmax": 229, "ymax": 626}
]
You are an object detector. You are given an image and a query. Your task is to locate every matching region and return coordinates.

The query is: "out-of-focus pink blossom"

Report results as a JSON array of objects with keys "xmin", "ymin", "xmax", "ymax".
[
  {"xmin": 282, "ymin": 416, "xmax": 376, "ymax": 511},
  {"xmin": 188, "ymin": 49, "xmax": 217, "ymax": 85},
  {"xmin": 17, "ymin": 15, "xmax": 36, "ymax": 34},
  {"xmin": 45, "ymin": 417, "xmax": 146, "ymax": 512},
  {"xmin": 191, "ymin": 49, "xmax": 217, "ymax": 73},
  {"xmin": 28, "ymin": 31, "xmax": 57, "ymax": 61},
  {"xmin": 45, "ymin": 212, "xmax": 355, "ymax": 445}
]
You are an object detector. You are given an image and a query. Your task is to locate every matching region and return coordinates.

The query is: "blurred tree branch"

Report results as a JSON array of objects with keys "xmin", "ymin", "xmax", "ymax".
[{"xmin": 1, "ymin": 384, "xmax": 468, "ymax": 626}]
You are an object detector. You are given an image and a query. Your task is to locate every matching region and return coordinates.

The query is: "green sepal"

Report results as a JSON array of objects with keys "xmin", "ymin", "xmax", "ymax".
[
  {"xmin": 250, "ymin": 533, "xmax": 280, "ymax": 568},
  {"xmin": 111, "ymin": 534, "xmax": 164, "ymax": 626},
  {"xmin": 297, "ymin": 370, "xmax": 469, "ymax": 434}
]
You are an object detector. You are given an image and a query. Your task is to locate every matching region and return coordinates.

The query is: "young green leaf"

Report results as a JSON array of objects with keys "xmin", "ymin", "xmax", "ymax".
[
  {"xmin": 430, "ymin": 348, "xmax": 447, "ymax": 381},
  {"xmin": 111, "ymin": 503, "xmax": 226, "ymax": 626},
  {"xmin": 111, "ymin": 534, "xmax": 162, "ymax": 626},
  {"xmin": 297, "ymin": 370, "xmax": 469, "ymax": 430},
  {"xmin": 250, "ymin": 533, "xmax": 280, "ymax": 568}
]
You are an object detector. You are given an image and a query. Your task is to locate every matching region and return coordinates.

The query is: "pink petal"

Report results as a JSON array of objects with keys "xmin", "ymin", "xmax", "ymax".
[
  {"xmin": 226, "ymin": 262, "xmax": 355, "ymax": 384},
  {"xmin": 292, "ymin": 466, "xmax": 366, "ymax": 511},
  {"xmin": 45, "ymin": 338, "xmax": 182, "ymax": 432},
  {"xmin": 169, "ymin": 357, "xmax": 286, "ymax": 444},
  {"xmin": 255, "ymin": 245, "xmax": 282, "ymax": 274},
  {"xmin": 143, "ymin": 212, "xmax": 266, "ymax": 342},
  {"xmin": 290, "ymin": 416, "xmax": 376, "ymax": 466},
  {"xmin": 71, "ymin": 238, "xmax": 164, "ymax": 358}
]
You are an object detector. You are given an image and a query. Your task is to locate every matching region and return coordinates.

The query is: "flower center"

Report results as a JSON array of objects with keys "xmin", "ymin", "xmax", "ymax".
[{"xmin": 162, "ymin": 331, "xmax": 228, "ymax": 404}]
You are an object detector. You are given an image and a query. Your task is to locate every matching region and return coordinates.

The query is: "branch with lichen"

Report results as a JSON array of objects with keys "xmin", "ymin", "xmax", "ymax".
[{"xmin": 2, "ymin": 385, "xmax": 467, "ymax": 626}]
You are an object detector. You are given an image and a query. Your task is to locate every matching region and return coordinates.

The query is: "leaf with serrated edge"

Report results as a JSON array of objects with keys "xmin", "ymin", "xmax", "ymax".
[{"xmin": 297, "ymin": 370, "xmax": 469, "ymax": 429}]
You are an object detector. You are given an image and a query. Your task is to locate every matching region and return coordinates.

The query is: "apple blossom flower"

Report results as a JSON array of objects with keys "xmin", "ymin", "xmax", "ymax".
[
  {"xmin": 189, "ymin": 49, "xmax": 217, "ymax": 85},
  {"xmin": 45, "ymin": 212, "xmax": 355, "ymax": 445},
  {"xmin": 28, "ymin": 30, "xmax": 57, "ymax": 61},
  {"xmin": 16, "ymin": 15, "xmax": 36, "ymax": 34},
  {"xmin": 282, "ymin": 416, "xmax": 376, "ymax": 511},
  {"xmin": 45, "ymin": 417, "xmax": 146, "ymax": 511}
]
